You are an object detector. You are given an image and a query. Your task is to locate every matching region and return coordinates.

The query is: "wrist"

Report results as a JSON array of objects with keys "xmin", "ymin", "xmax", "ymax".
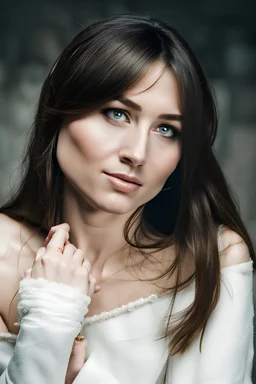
[{"xmin": 18, "ymin": 278, "xmax": 91, "ymax": 327}]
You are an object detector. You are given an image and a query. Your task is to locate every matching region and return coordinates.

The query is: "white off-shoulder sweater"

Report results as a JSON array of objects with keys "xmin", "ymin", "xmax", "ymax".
[{"xmin": 0, "ymin": 237, "xmax": 254, "ymax": 383}]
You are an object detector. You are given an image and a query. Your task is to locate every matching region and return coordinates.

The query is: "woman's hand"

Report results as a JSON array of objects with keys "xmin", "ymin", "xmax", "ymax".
[
  {"xmin": 65, "ymin": 337, "xmax": 87, "ymax": 384},
  {"xmin": 26, "ymin": 223, "xmax": 101, "ymax": 295},
  {"xmin": 25, "ymin": 223, "xmax": 101, "ymax": 384}
]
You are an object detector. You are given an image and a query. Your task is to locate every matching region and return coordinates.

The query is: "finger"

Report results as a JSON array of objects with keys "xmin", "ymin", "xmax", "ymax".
[
  {"xmin": 81, "ymin": 260, "xmax": 101, "ymax": 294},
  {"xmin": 45, "ymin": 223, "xmax": 70, "ymax": 246},
  {"xmin": 62, "ymin": 243, "xmax": 77, "ymax": 261},
  {"xmin": 25, "ymin": 268, "xmax": 32, "ymax": 278},
  {"xmin": 95, "ymin": 284, "xmax": 102, "ymax": 293},
  {"xmin": 82, "ymin": 258, "xmax": 91, "ymax": 273},
  {"xmin": 36, "ymin": 247, "xmax": 46, "ymax": 260},
  {"xmin": 46, "ymin": 228, "xmax": 68, "ymax": 253},
  {"xmin": 72, "ymin": 248, "xmax": 84, "ymax": 266},
  {"xmin": 30, "ymin": 247, "xmax": 46, "ymax": 280},
  {"xmin": 45, "ymin": 227, "xmax": 69, "ymax": 247},
  {"xmin": 70, "ymin": 337, "xmax": 87, "ymax": 368},
  {"xmin": 65, "ymin": 338, "xmax": 87, "ymax": 383},
  {"xmin": 47, "ymin": 223, "xmax": 70, "ymax": 237},
  {"xmin": 88, "ymin": 274, "xmax": 97, "ymax": 297}
]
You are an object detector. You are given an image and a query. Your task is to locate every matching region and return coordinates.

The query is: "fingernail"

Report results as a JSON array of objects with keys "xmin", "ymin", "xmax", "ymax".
[{"xmin": 95, "ymin": 285, "xmax": 102, "ymax": 290}]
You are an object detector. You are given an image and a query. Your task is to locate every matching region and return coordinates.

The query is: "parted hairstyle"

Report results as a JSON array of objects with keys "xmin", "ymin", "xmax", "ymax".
[{"xmin": 1, "ymin": 14, "xmax": 255, "ymax": 362}]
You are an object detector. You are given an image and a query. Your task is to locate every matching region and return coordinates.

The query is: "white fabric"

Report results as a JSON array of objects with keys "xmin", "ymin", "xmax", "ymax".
[
  {"xmin": 0, "ymin": 278, "xmax": 91, "ymax": 384},
  {"xmin": 0, "ymin": 262, "xmax": 254, "ymax": 383},
  {"xmin": 165, "ymin": 261, "xmax": 254, "ymax": 383}
]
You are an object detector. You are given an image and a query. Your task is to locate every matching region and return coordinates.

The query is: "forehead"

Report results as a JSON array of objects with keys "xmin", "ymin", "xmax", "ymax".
[{"xmin": 123, "ymin": 61, "xmax": 181, "ymax": 113}]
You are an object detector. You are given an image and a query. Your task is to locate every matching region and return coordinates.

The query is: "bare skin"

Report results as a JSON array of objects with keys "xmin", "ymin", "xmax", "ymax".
[
  {"xmin": 0, "ymin": 60, "xmax": 251, "ymax": 382},
  {"xmin": 0, "ymin": 219, "xmax": 100, "ymax": 383},
  {"xmin": 1, "ymin": 60, "xmax": 184, "ymax": 330},
  {"xmin": 0, "ymin": 215, "xmax": 250, "ymax": 383},
  {"xmin": 56, "ymin": 61, "xmax": 182, "ymax": 280},
  {"xmin": 0, "ymin": 218, "xmax": 179, "ymax": 334},
  {"xmin": 0, "ymin": 217, "xmax": 180, "ymax": 384}
]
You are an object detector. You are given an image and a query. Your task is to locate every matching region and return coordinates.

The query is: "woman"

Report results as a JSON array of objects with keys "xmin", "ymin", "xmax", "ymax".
[{"xmin": 0, "ymin": 14, "xmax": 254, "ymax": 383}]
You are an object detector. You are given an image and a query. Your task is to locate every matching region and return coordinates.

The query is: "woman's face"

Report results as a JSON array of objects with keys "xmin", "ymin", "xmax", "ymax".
[{"xmin": 57, "ymin": 61, "xmax": 182, "ymax": 214}]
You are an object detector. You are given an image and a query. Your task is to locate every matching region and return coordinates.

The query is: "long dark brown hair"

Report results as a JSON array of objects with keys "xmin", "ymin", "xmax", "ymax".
[{"xmin": 1, "ymin": 14, "xmax": 255, "ymax": 359}]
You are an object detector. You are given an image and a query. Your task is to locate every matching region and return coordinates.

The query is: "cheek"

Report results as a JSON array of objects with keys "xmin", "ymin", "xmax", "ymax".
[
  {"xmin": 57, "ymin": 119, "xmax": 107, "ymax": 167},
  {"xmin": 152, "ymin": 145, "xmax": 181, "ymax": 183},
  {"xmin": 70, "ymin": 122, "xmax": 100, "ymax": 160}
]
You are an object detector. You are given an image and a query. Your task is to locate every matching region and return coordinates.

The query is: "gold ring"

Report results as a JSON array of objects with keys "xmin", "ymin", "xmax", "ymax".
[{"xmin": 75, "ymin": 332, "xmax": 85, "ymax": 341}]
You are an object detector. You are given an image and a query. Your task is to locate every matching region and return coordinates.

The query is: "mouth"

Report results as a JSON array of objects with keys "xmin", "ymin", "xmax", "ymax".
[
  {"xmin": 104, "ymin": 172, "xmax": 141, "ymax": 193},
  {"xmin": 104, "ymin": 172, "xmax": 142, "ymax": 186}
]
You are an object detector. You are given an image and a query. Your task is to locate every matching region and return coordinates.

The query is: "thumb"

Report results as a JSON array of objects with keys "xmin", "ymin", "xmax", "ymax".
[
  {"xmin": 65, "ymin": 337, "xmax": 87, "ymax": 383},
  {"xmin": 70, "ymin": 337, "xmax": 87, "ymax": 367},
  {"xmin": 25, "ymin": 268, "xmax": 32, "ymax": 278}
]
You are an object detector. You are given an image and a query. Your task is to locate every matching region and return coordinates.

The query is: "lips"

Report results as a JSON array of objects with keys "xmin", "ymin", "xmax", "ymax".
[
  {"xmin": 104, "ymin": 172, "xmax": 142, "ymax": 186},
  {"xmin": 104, "ymin": 173, "xmax": 141, "ymax": 193}
]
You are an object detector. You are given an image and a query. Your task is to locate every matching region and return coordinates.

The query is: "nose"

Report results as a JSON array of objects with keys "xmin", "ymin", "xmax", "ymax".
[{"xmin": 119, "ymin": 128, "xmax": 148, "ymax": 167}]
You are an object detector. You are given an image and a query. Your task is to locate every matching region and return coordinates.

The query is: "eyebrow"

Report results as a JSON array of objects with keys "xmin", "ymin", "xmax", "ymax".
[{"xmin": 115, "ymin": 96, "xmax": 183, "ymax": 122}]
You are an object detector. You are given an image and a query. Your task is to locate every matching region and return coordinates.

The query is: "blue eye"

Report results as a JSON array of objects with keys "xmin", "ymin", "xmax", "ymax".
[
  {"xmin": 102, "ymin": 108, "xmax": 180, "ymax": 140},
  {"xmin": 156, "ymin": 125, "xmax": 180, "ymax": 139},
  {"xmin": 103, "ymin": 109, "xmax": 128, "ymax": 122}
]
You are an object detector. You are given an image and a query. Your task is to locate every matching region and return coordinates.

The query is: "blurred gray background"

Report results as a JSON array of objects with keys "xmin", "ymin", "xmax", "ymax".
[
  {"xmin": 0, "ymin": 0, "xmax": 255, "ymax": 243},
  {"xmin": 0, "ymin": 0, "xmax": 255, "ymax": 378}
]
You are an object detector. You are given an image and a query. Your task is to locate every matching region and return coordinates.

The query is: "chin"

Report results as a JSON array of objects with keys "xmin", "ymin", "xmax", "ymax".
[
  {"xmin": 91, "ymin": 191, "xmax": 143, "ymax": 214},
  {"xmin": 97, "ymin": 199, "xmax": 138, "ymax": 215}
]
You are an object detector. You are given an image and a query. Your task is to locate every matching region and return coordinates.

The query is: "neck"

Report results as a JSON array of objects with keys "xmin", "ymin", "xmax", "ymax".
[{"xmin": 61, "ymin": 181, "xmax": 141, "ymax": 279}]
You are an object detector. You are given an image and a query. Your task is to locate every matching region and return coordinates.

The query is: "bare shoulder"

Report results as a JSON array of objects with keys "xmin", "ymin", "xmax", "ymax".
[
  {"xmin": 0, "ymin": 213, "xmax": 44, "ymax": 316},
  {"xmin": 0, "ymin": 213, "xmax": 43, "ymax": 259},
  {"xmin": 218, "ymin": 225, "xmax": 251, "ymax": 269}
]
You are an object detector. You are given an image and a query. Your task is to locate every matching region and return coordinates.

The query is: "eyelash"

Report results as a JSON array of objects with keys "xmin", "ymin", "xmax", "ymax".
[{"xmin": 101, "ymin": 108, "xmax": 181, "ymax": 140}]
